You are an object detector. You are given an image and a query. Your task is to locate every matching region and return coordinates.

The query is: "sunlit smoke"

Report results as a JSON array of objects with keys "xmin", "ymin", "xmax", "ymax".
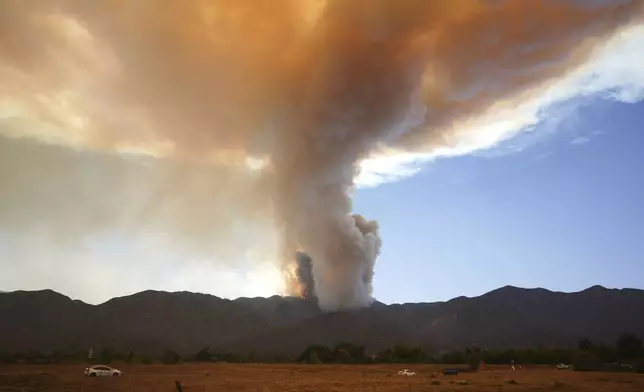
[{"xmin": 1, "ymin": 0, "xmax": 643, "ymax": 310}]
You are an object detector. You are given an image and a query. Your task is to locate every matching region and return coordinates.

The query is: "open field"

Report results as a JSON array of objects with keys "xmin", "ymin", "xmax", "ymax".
[{"xmin": 1, "ymin": 364, "xmax": 643, "ymax": 392}]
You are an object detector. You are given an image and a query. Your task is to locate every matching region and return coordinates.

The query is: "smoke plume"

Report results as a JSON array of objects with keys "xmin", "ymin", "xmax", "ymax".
[
  {"xmin": 295, "ymin": 252, "xmax": 315, "ymax": 300},
  {"xmin": 294, "ymin": 214, "xmax": 380, "ymax": 305},
  {"xmin": 1, "ymin": 0, "xmax": 642, "ymax": 310}
]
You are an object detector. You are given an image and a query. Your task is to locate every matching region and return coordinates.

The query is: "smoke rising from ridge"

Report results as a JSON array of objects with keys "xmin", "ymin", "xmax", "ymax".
[
  {"xmin": 1, "ymin": 0, "xmax": 643, "ymax": 309},
  {"xmin": 295, "ymin": 252, "xmax": 315, "ymax": 300}
]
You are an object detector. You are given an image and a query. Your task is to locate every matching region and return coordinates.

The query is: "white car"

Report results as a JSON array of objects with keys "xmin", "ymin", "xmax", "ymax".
[
  {"xmin": 398, "ymin": 369, "xmax": 416, "ymax": 376},
  {"xmin": 84, "ymin": 365, "xmax": 122, "ymax": 377},
  {"xmin": 556, "ymin": 363, "xmax": 571, "ymax": 370}
]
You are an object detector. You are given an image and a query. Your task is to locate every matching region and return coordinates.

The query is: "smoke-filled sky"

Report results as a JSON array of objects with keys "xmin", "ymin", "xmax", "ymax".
[{"xmin": 1, "ymin": 0, "xmax": 644, "ymax": 307}]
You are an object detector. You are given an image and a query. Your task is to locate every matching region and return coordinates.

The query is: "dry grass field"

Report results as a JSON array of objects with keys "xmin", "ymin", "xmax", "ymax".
[{"xmin": 1, "ymin": 363, "xmax": 643, "ymax": 392}]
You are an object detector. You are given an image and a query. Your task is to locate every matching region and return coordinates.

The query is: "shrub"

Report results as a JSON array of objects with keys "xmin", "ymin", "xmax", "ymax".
[
  {"xmin": 616, "ymin": 333, "xmax": 643, "ymax": 360},
  {"xmin": 578, "ymin": 338, "xmax": 594, "ymax": 351},
  {"xmin": 307, "ymin": 350, "xmax": 321, "ymax": 364},
  {"xmin": 334, "ymin": 348, "xmax": 352, "ymax": 363},
  {"xmin": 162, "ymin": 349, "xmax": 181, "ymax": 365},
  {"xmin": 635, "ymin": 359, "xmax": 644, "ymax": 374},
  {"xmin": 297, "ymin": 345, "xmax": 333, "ymax": 363},
  {"xmin": 99, "ymin": 346, "xmax": 115, "ymax": 364},
  {"xmin": 572, "ymin": 351, "xmax": 601, "ymax": 371},
  {"xmin": 467, "ymin": 353, "xmax": 482, "ymax": 371},
  {"xmin": 194, "ymin": 347, "xmax": 213, "ymax": 362}
]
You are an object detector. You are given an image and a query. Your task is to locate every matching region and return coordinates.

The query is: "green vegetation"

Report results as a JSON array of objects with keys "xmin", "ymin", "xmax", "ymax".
[{"xmin": 1, "ymin": 332, "xmax": 642, "ymax": 372}]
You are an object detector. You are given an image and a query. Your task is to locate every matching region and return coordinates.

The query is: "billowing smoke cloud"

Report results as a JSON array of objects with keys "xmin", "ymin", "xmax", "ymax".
[
  {"xmin": 295, "ymin": 214, "xmax": 380, "ymax": 305},
  {"xmin": 1, "ymin": 0, "xmax": 643, "ymax": 310},
  {"xmin": 295, "ymin": 252, "xmax": 315, "ymax": 300}
]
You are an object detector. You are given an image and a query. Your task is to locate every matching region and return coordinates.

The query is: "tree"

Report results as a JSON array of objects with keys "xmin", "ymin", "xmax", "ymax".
[
  {"xmin": 578, "ymin": 338, "xmax": 594, "ymax": 351},
  {"xmin": 162, "ymin": 349, "xmax": 181, "ymax": 365},
  {"xmin": 52, "ymin": 349, "xmax": 64, "ymax": 364},
  {"xmin": 573, "ymin": 351, "xmax": 601, "ymax": 371},
  {"xmin": 591, "ymin": 344, "xmax": 617, "ymax": 364},
  {"xmin": 99, "ymin": 346, "xmax": 115, "ymax": 364},
  {"xmin": 465, "ymin": 347, "xmax": 482, "ymax": 371},
  {"xmin": 297, "ymin": 345, "xmax": 333, "ymax": 363},
  {"xmin": 441, "ymin": 350, "xmax": 466, "ymax": 364},
  {"xmin": 270, "ymin": 352, "xmax": 292, "ymax": 363},
  {"xmin": 334, "ymin": 348, "xmax": 352, "ymax": 363},
  {"xmin": 616, "ymin": 333, "xmax": 643, "ymax": 360},
  {"xmin": 378, "ymin": 345, "xmax": 429, "ymax": 363},
  {"xmin": 195, "ymin": 347, "xmax": 212, "ymax": 362},
  {"xmin": 635, "ymin": 359, "xmax": 644, "ymax": 374},
  {"xmin": 308, "ymin": 350, "xmax": 321, "ymax": 364},
  {"xmin": 333, "ymin": 343, "xmax": 365, "ymax": 362}
]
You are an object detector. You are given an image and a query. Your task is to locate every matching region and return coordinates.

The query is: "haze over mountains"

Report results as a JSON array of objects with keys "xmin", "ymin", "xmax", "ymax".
[{"xmin": 1, "ymin": 286, "xmax": 643, "ymax": 357}]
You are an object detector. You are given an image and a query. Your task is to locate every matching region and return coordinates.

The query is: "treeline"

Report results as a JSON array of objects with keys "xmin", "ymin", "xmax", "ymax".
[
  {"xmin": 1, "ymin": 333, "xmax": 642, "ymax": 373},
  {"xmin": 0, "ymin": 346, "xmax": 292, "ymax": 366},
  {"xmin": 0, "ymin": 347, "xmax": 156, "ymax": 365},
  {"xmin": 294, "ymin": 333, "xmax": 644, "ymax": 373}
]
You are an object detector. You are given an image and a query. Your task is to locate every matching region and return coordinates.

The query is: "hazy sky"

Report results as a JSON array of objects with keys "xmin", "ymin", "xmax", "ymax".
[{"xmin": 1, "ymin": 1, "xmax": 643, "ymax": 305}]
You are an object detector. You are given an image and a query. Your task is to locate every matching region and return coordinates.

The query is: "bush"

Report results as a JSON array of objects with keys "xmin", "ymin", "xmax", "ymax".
[
  {"xmin": 194, "ymin": 347, "xmax": 213, "ymax": 362},
  {"xmin": 440, "ymin": 350, "xmax": 466, "ymax": 364},
  {"xmin": 332, "ymin": 343, "xmax": 365, "ymax": 363},
  {"xmin": 99, "ymin": 346, "xmax": 115, "ymax": 364},
  {"xmin": 635, "ymin": 359, "xmax": 644, "ymax": 374},
  {"xmin": 307, "ymin": 350, "xmax": 321, "ymax": 364},
  {"xmin": 616, "ymin": 333, "xmax": 643, "ymax": 360},
  {"xmin": 162, "ymin": 349, "xmax": 181, "ymax": 365},
  {"xmin": 466, "ymin": 350, "xmax": 482, "ymax": 371},
  {"xmin": 334, "ymin": 348, "xmax": 352, "ymax": 363},
  {"xmin": 379, "ymin": 345, "xmax": 429, "ymax": 363},
  {"xmin": 297, "ymin": 345, "xmax": 333, "ymax": 364},
  {"xmin": 578, "ymin": 338, "xmax": 594, "ymax": 351},
  {"xmin": 572, "ymin": 351, "xmax": 601, "ymax": 371}
]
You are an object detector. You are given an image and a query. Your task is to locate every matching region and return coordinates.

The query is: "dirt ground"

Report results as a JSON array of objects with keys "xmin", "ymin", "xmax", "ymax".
[{"xmin": 1, "ymin": 363, "xmax": 643, "ymax": 392}]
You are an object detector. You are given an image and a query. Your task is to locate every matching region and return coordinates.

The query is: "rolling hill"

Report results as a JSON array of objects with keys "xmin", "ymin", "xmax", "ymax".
[{"xmin": 1, "ymin": 285, "xmax": 643, "ymax": 357}]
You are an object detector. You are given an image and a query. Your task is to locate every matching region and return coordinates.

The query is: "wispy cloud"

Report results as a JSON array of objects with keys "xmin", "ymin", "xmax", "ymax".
[
  {"xmin": 570, "ymin": 136, "xmax": 591, "ymax": 146},
  {"xmin": 355, "ymin": 25, "xmax": 644, "ymax": 188}
]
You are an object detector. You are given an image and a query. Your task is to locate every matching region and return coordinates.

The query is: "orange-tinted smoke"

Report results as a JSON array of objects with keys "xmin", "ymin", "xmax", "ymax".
[{"xmin": 0, "ymin": 0, "xmax": 642, "ymax": 309}]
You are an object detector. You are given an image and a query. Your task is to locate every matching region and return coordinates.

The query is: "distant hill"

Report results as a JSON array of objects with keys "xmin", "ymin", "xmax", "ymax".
[{"xmin": 1, "ymin": 285, "xmax": 643, "ymax": 357}]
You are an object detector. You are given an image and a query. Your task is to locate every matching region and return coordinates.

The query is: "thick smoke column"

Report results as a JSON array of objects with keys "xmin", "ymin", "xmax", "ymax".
[
  {"xmin": 0, "ymin": 0, "xmax": 642, "ymax": 310},
  {"xmin": 295, "ymin": 252, "xmax": 315, "ymax": 300},
  {"xmin": 294, "ymin": 214, "xmax": 380, "ymax": 306}
]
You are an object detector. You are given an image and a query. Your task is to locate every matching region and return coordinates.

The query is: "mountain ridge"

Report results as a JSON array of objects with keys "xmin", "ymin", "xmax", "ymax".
[
  {"xmin": 2, "ymin": 283, "xmax": 627, "ymax": 306},
  {"xmin": 2, "ymin": 285, "xmax": 643, "ymax": 357}
]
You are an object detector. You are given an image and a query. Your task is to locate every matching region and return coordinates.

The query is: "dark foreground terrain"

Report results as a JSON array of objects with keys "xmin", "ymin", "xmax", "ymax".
[
  {"xmin": 1, "ymin": 364, "xmax": 643, "ymax": 392},
  {"xmin": 2, "ymin": 285, "xmax": 644, "ymax": 356}
]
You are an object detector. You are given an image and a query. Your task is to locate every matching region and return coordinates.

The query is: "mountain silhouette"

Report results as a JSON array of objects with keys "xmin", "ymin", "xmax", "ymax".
[{"xmin": 1, "ymin": 286, "xmax": 643, "ymax": 357}]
